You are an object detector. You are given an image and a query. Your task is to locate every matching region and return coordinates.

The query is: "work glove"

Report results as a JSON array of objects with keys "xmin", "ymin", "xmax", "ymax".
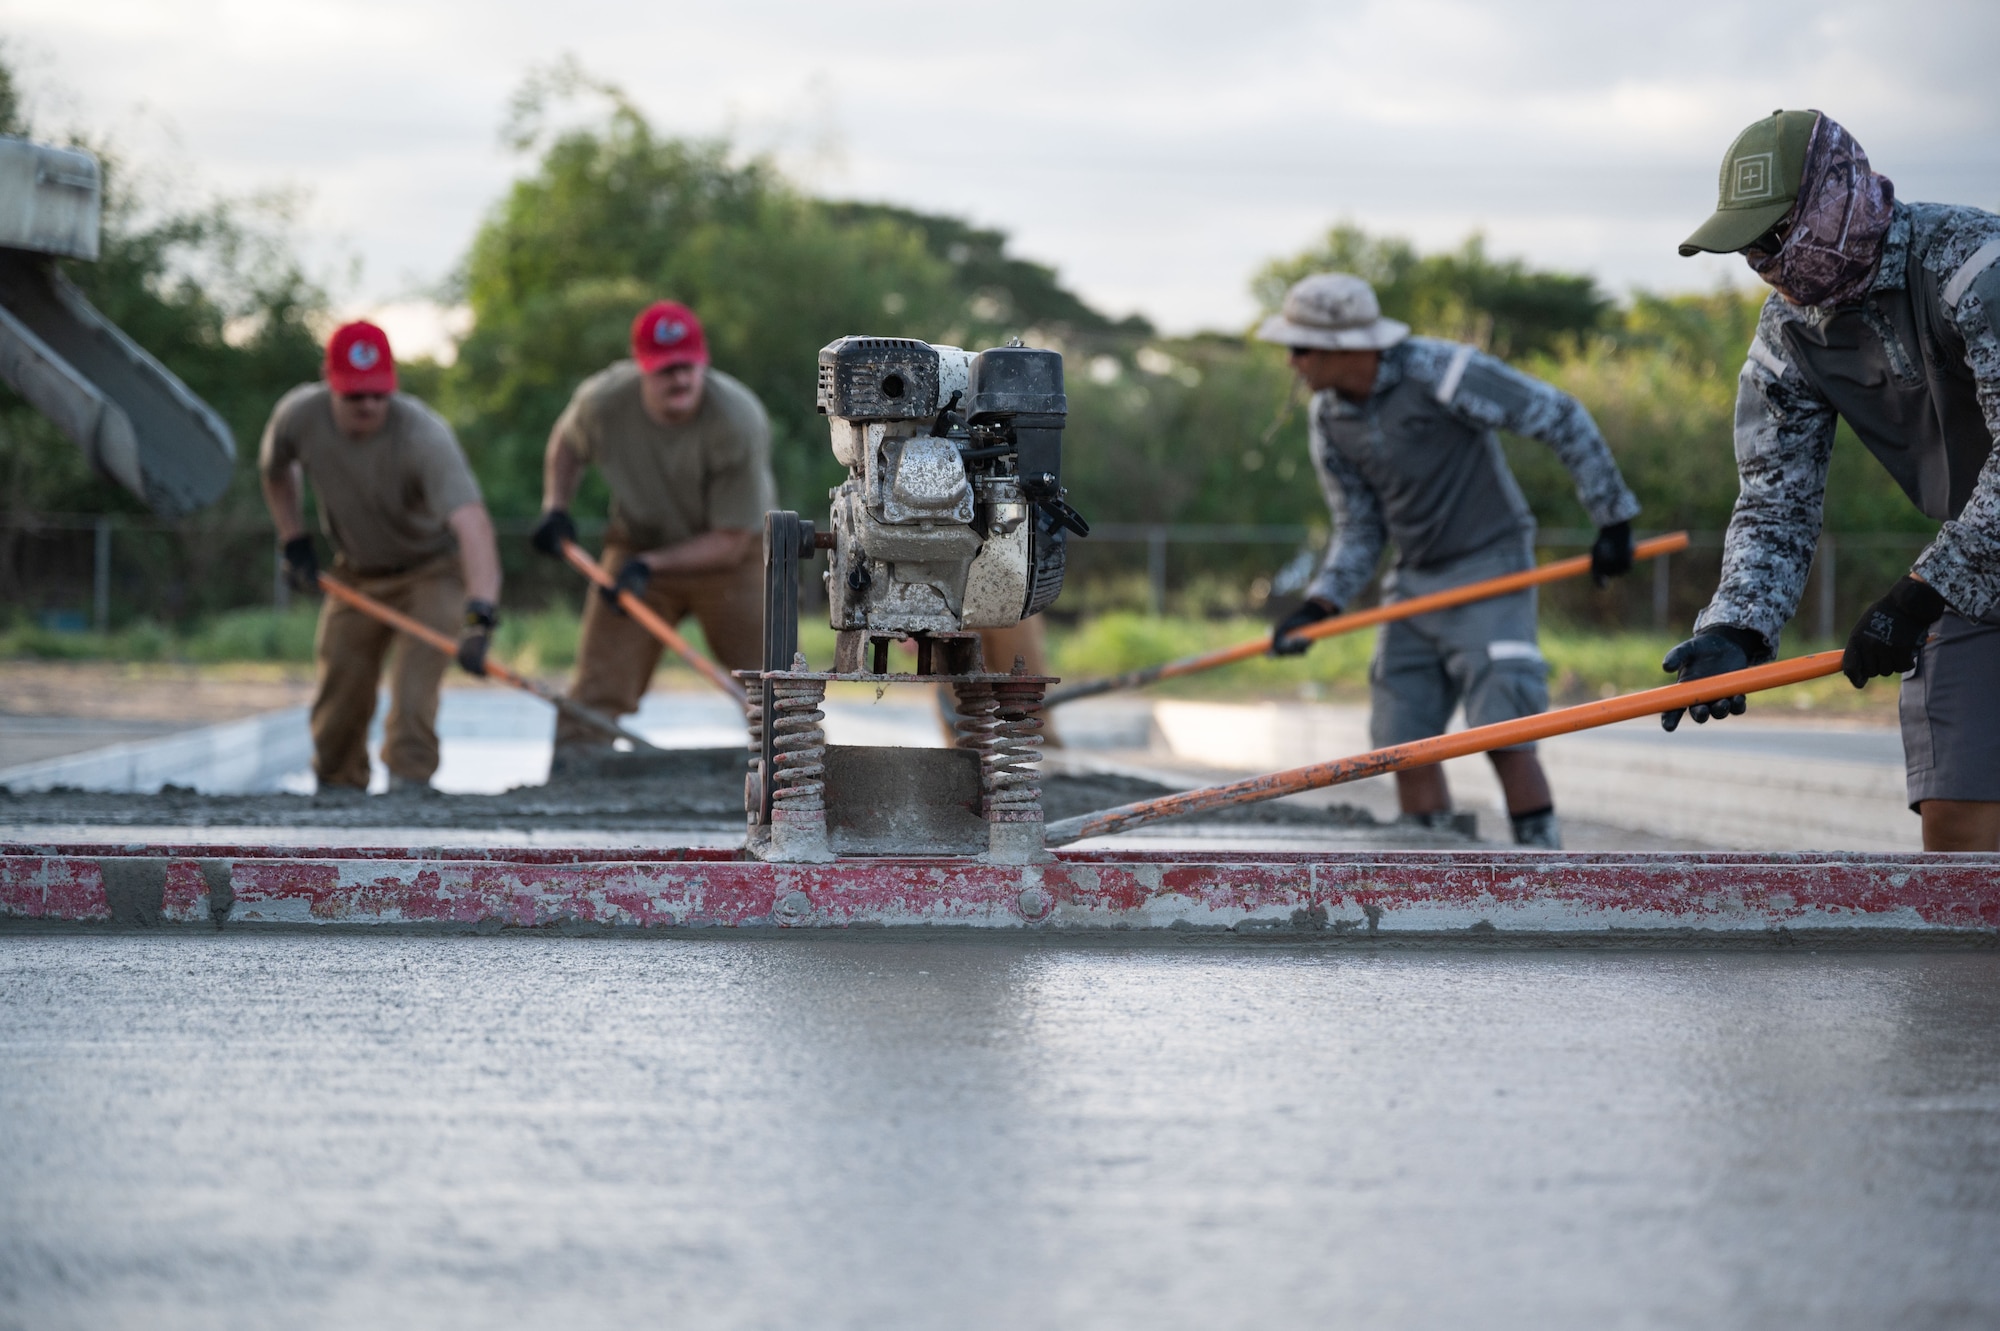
[
  {"xmin": 1659, "ymin": 624, "xmax": 1771, "ymax": 731},
  {"xmin": 1590, "ymin": 520, "xmax": 1635, "ymax": 587},
  {"xmin": 1842, "ymin": 575, "xmax": 1945, "ymax": 688},
  {"xmin": 602, "ymin": 556, "xmax": 651, "ymax": 612},
  {"xmin": 531, "ymin": 508, "xmax": 577, "ymax": 560},
  {"xmin": 457, "ymin": 599, "xmax": 498, "ymax": 676},
  {"xmin": 1271, "ymin": 597, "xmax": 1339, "ymax": 656},
  {"xmin": 281, "ymin": 535, "xmax": 320, "ymax": 594}
]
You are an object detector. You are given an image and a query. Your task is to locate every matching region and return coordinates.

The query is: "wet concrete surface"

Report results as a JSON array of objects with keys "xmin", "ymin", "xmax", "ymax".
[
  {"xmin": 2, "ymin": 936, "xmax": 1995, "ymax": 1330},
  {"xmin": 0, "ymin": 747, "xmax": 1403, "ymax": 839}
]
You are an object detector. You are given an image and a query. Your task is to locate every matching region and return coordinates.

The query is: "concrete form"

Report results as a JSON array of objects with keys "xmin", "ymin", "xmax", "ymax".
[{"xmin": 4, "ymin": 843, "xmax": 1996, "ymax": 938}]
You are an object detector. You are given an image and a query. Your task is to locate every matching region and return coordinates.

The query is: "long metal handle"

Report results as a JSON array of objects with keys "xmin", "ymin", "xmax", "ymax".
[
  {"xmin": 1047, "ymin": 531, "xmax": 1692, "ymax": 707},
  {"xmin": 1044, "ymin": 648, "xmax": 1844, "ymax": 846},
  {"xmin": 316, "ymin": 573, "xmax": 662, "ymax": 752},
  {"xmin": 559, "ymin": 540, "xmax": 748, "ymax": 704}
]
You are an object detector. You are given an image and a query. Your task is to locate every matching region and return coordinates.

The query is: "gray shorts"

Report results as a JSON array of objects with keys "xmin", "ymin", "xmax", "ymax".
[
  {"xmin": 1899, "ymin": 611, "xmax": 2000, "ymax": 808},
  {"xmin": 1369, "ymin": 544, "xmax": 1549, "ymax": 751}
]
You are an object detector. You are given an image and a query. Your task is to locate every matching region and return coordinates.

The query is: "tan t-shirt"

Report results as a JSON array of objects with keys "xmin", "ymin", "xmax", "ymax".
[
  {"xmin": 552, "ymin": 362, "xmax": 776, "ymax": 551},
  {"xmin": 259, "ymin": 384, "xmax": 483, "ymax": 573}
]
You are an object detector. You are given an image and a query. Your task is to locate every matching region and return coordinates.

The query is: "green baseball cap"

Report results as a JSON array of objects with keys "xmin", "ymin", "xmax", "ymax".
[{"xmin": 1678, "ymin": 109, "xmax": 1819, "ymax": 256}]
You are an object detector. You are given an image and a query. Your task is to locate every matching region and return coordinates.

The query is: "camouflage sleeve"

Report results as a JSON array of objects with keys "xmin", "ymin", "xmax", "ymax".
[
  {"xmin": 1693, "ymin": 296, "xmax": 1838, "ymax": 648},
  {"xmin": 1910, "ymin": 228, "xmax": 2000, "ymax": 619},
  {"xmin": 1306, "ymin": 399, "xmax": 1385, "ymax": 609},
  {"xmin": 1438, "ymin": 346, "xmax": 1642, "ymax": 528}
]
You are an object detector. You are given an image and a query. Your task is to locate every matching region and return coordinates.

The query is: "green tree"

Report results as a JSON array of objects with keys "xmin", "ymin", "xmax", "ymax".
[
  {"xmin": 1254, "ymin": 223, "xmax": 1611, "ymax": 361},
  {"xmin": 822, "ymin": 201, "xmax": 1150, "ymax": 338},
  {"xmin": 447, "ymin": 69, "xmax": 1015, "ymax": 517}
]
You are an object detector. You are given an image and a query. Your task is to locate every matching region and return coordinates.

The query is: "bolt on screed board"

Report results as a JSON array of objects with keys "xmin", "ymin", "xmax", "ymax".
[{"xmin": 742, "ymin": 338, "xmax": 1088, "ymax": 864}]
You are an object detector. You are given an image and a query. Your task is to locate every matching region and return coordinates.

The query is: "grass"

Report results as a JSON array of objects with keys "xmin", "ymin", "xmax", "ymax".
[{"xmin": 0, "ymin": 605, "xmax": 1892, "ymax": 718}]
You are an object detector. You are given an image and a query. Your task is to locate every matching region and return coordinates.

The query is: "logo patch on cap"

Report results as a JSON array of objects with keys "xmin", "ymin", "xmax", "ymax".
[
  {"xmin": 347, "ymin": 340, "xmax": 381, "ymax": 370},
  {"xmin": 1731, "ymin": 153, "xmax": 1774, "ymax": 203},
  {"xmin": 652, "ymin": 318, "xmax": 687, "ymax": 346}
]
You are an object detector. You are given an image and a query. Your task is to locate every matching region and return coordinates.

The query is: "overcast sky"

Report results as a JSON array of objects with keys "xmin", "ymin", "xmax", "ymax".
[{"xmin": 11, "ymin": 0, "xmax": 1999, "ymax": 354}]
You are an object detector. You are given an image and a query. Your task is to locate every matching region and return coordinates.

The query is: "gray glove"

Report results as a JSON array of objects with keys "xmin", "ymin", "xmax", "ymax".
[
  {"xmin": 1660, "ymin": 625, "xmax": 1771, "ymax": 732},
  {"xmin": 457, "ymin": 599, "xmax": 498, "ymax": 676},
  {"xmin": 1271, "ymin": 598, "xmax": 1338, "ymax": 657}
]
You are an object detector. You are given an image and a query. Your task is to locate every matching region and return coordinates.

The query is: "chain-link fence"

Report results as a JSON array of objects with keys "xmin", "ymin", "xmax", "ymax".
[
  {"xmin": 2, "ymin": 511, "xmax": 1936, "ymax": 640},
  {"xmin": 1049, "ymin": 524, "xmax": 1935, "ymax": 639},
  {"xmin": 0, "ymin": 513, "xmax": 620, "ymax": 631}
]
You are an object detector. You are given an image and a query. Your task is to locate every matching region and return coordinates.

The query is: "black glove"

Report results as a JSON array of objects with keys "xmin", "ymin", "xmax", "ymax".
[
  {"xmin": 1842, "ymin": 575, "xmax": 1945, "ymax": 688},
  {"xmin": 531, "ymin": 508, "xmax": 577, "ymax": 560},
  {"xmin": 1590, "ymin": 520, "xmax": 1635, "ymax": 587},
  {"xmin": 1271, "ymin": 598, "xmax": 1339, "ymax": 656},
  {"xmin": 456, "ymin": 599, "xmax": 498, "ymax": 676},
  {"xmin": 1660, "ymin": 624, "xmax": 1771, "ymax": 731},
  {"xmin": 281, "ymin": 535, "xmax": 319, "ymax": 594},
  {"xmin": 601, "ymin": 556, "xmax": 651, "ymax": 611}
]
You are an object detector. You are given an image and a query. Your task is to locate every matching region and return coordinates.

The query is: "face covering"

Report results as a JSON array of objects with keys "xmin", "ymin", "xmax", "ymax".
[{"xmin": 1747, "ymin": 114, "xmax": 1895, "ymax": 308}]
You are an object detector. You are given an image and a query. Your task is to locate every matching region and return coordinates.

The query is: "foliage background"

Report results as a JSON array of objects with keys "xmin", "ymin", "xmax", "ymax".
[{"xmin": 1, "ymin": 57, "xmax": 1937, "ymax": 644}]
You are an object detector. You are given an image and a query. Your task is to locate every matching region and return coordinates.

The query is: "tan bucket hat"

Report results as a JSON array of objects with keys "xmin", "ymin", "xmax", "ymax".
[{"xmin": 1254, "ymin": 273, "xmax": 1409, "ymax": 351}]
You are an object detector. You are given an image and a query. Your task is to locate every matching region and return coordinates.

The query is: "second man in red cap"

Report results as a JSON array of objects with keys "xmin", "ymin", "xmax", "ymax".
[{"xmin": 532, "ymin": 300, "xmax": 776, "ymax": 772}]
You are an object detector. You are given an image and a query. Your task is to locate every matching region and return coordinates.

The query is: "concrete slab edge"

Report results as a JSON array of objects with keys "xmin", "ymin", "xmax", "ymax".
[{"xmin": 0, "ymin": 707, "xmax": 311, "ymax": 794}]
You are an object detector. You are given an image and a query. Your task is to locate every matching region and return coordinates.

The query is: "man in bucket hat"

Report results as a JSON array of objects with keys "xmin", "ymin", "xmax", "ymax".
[
  {"xmin": 530, "ymin": 300, "xmax": 776, "ymax": 773},
  {"xmin": 259, "ymin": 320, "xmax": 504, "ymax": 793},
  {"xmin": 1663, "ymin": 110, "xmax": 2000, "ymax": 851},
  {"xmin": 1258, "ymin": 273, "xmax": 1642, "ymax": 847}
]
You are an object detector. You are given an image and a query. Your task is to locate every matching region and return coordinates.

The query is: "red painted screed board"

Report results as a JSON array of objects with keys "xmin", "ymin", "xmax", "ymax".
[{"xmin": 3, "ymin": 845, "xmax": 1997, "ymax": 935}]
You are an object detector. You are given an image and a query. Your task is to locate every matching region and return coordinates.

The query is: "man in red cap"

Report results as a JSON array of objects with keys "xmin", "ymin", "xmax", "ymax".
[
  {"xmin": 532, "ymin": 300, "xmax": 775, "ymax": 771},
  {"xmin": 259, "ymin": 320, "xmax": 503, "ymax": 793}
]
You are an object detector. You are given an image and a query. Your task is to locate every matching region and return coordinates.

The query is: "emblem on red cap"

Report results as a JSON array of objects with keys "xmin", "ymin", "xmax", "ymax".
[
  {"xmin": 325, "ymin": 320, "xmax": 398, "ymax": 395},
  {"xmin": 630, "ymin": 300, "xmax": 708, "ymax": 373}
]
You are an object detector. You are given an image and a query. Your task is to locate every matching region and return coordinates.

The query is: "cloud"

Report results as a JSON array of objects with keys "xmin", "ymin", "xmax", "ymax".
[{"xmin": 12, "ymin": 0, "xmax": 1997, "ymax": 333}]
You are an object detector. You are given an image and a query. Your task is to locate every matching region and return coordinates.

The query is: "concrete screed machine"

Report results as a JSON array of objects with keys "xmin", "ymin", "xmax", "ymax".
[{"xmin": 745, "ymin": 336, "xmax": 1089, "ymax": 864}]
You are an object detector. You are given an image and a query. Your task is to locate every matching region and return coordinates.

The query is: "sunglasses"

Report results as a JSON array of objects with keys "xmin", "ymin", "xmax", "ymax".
[
  {"xmin": 1287, "ymin": 346, "xmax": 1318, "ymax": 359},
  {"xmin": 1746, "ymin": 211, "xmax": 1797, "ymax": 256}
]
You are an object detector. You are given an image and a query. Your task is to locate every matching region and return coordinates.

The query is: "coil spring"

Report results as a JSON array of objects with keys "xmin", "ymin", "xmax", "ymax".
[
  {"xmin": 952, "ymin": 681, "xmax": 997, "ymax": 754},
  {"xmin": 985, "ymin": 680, "xmax": 1045, "ymax": 810},
  {"xmin": 769, "ymin": 676, "xmax": 827, "ymax": 812}
]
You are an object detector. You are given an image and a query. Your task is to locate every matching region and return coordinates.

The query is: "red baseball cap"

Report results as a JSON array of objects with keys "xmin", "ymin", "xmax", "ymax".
[
  {"xmin": 325, "ymin": 321, "xmax": 397, "ymax": 395},
  {"xmin": 630, "ymin": 300, "xmax": 708, "ymax": 373}
]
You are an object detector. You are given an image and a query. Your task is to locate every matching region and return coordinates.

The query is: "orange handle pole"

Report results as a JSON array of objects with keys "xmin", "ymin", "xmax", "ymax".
[
  {"xmin": 1046, "ymin": 531, "xmax": 1692, "ymax": 706},
  {"xmin": 560, "ymin": 540, "xmax": 747, "ymax": 704},
  {"xmin": 1044, "ymin": 647, "xmax": 1844, "ymax": 846},
  {"xmin": 317, "ymin": 573, "xmax": 661, "ymax": 751}
]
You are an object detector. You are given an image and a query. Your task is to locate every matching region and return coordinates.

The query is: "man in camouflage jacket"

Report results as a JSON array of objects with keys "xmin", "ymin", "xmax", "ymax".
[
  {"xmin": 1258, "ymin": 273, "xmax": 1642, "ymax": 847},
  {"xmin": 1669, "ymin": 109, "xmax": 2000, "ymax": 851}
]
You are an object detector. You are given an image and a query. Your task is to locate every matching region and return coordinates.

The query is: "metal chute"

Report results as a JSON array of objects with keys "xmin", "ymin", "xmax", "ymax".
[{"xmin": 0, "ymin": 137, "xmax": 235, "ymax": 517}]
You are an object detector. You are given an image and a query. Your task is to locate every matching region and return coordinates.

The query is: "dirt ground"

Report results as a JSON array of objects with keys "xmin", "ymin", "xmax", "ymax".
[
  {"xmin": 0, "ymin": 660, "xmax": 566, "ymax": 724},
  {"xmin": 0, "ymin": 661, "xmax": 318, "ymax": 723}
]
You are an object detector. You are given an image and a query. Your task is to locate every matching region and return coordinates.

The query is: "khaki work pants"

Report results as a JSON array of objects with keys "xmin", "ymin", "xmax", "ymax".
[
  {"xmin": 554, "ymin": 547, "xmax": 765, "ymax": 755},
  {"xmin": 933, "ymin": 616, "xmax": 1064, "ymax": 747},
  {"xmin": 311, "ymin": 555, "xmax": 464, "ymax": 790}
]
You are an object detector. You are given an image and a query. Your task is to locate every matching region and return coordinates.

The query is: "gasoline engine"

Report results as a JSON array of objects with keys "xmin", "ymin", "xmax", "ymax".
[{"xmin": 816, "ymin": 336, "xmax": 1087, "ymax": 647}]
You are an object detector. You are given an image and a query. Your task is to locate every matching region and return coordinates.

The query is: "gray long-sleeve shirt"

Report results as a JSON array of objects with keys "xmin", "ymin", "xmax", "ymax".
[
  {"xmin": 1307, "ymin": 336, "xmax": 1641, "ymax": 608},
  {"xmin": 1696, "ymin": 202, "xmax": 2000, "ymax": 646}
]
